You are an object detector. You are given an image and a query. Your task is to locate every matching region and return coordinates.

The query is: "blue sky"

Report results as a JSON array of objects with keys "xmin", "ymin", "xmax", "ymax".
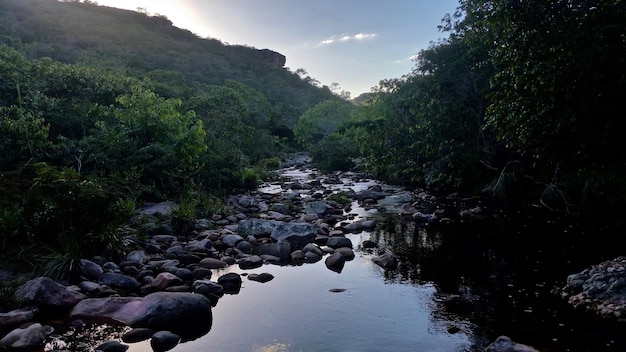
[{"xmin": 94, "ymin": 0, "xmax": 460, "ymax": 97}]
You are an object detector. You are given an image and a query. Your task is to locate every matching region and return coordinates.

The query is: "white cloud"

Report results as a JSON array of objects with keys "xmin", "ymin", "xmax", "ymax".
[{"xmin": 319, "ymin": 32, "xmax": 377, "ymax": 46}]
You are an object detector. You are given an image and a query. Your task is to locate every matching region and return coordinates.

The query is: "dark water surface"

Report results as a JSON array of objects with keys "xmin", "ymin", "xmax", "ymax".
[{"xmin": 120, "ymin": 167, "xmax": 626, "ymax": 352}]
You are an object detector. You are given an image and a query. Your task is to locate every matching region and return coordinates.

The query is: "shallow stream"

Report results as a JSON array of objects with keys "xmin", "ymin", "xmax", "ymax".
[{"xmin": 116, "ymin": 165, "xmax": 626, "ymax": 351}]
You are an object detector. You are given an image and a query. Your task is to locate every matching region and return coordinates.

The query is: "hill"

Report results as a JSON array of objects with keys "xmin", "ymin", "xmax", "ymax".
[{"xmin": 0, "ymin": 0, "xmax": 337, "ymax": 130}]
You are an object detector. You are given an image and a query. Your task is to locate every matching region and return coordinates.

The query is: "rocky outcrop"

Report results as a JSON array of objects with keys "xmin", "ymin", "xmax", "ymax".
[{"xmin": 560, "ymin": 256, "xmax": 626, "ymax": 318}]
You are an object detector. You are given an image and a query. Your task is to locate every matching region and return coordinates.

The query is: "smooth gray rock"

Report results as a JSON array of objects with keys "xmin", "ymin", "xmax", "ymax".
[
  {"xmin": 78, "ymin": 259, "xmax": 104, "ymax": 280},
  {"xmin": 0, "ymin": 323, "xmax": 45, "ymax": 351},
  {"xmin": 237, "ymin": 218, "xmax": 280, "ymax": 237}
]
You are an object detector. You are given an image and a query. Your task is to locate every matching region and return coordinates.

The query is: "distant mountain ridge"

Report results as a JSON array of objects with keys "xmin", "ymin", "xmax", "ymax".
[{"xmin": 0, "ymin": 0, "xmax": 337, "ymax": 129}]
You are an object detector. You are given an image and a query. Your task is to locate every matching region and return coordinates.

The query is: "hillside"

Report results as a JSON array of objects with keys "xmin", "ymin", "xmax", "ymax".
[{"xmin": 0, "ymin": 0, "xmax": 337, "ymax": 130}]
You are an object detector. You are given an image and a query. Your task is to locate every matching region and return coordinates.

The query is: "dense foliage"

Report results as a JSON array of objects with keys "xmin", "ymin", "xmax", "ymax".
[
  {"xmin": 0, "ymin": 0, "xmax": 342, "ymax": 273},
  {"xmin": 293, "ymin": 0, "xmax": 626, "ymax": 219}
]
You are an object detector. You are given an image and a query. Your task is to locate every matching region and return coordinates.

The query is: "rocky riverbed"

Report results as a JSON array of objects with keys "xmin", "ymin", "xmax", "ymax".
[{"xmin": 1, "ymin": 154, "xmax": 624, "ymax": 351}]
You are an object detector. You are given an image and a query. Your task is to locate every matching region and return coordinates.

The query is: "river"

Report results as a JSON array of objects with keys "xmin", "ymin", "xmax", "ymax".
[{"xmin": 115, "ymin": 164, "xmax": 626, "ymax": 352}]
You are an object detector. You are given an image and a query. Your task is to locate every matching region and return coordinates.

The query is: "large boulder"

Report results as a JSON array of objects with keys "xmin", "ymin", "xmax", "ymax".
[
  {"xmin": 70, "ymin": 292, "xmax": 212, "ymax": 339},
  {"xmin": 127, "ymin": 292, "xmax": 212, "ymax": 338}
]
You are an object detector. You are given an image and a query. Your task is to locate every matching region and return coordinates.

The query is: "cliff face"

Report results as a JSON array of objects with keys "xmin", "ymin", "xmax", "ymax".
[{"xmin": 258, "ymin": 49, "xmax": 286, "ymax": 69}]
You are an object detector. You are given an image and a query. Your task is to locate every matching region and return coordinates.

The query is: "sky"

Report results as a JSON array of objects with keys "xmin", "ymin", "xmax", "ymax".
[{"xmin": 92, "ymin": 0, "xmax": 460, "ymax": 97}]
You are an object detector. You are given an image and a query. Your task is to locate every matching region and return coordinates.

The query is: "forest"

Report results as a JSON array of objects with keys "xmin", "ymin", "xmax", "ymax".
[{"xmin": 1, "ymin": 0, "xmax": 625, "ymax": 275}]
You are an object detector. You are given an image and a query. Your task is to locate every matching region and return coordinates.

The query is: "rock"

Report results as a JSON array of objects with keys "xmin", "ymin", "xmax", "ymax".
[
  {"xmin": 0, "ymin": 323, "xmax": 46, "ymax": 351},
  {"xmin": 198, "ymin": 257, "xmax": 228, "ymax": 269},
  {"xmin": 361, "ymin": 240, "xmax": 378, "ymax": 249},
  {"xmin": 14, "ymin": 277, "xmax": 86, "ymax": 309},
  {"xmin": 238, "ymin": 218, "xmax": 280, "ymax": 237},
  {"xmin": 98, "ymin": 273, "xmax": 140, "ymax": 291},
  {"xmin": 560, "ymin": 256, "xmax": 626, "ymax": 318},
  {"xmin": 236, "ymin": 240, "xmax": 253, "ymax": 254},
  {"xmin": 485, "ymin": 336, "xmax": 539, "ymax": 352},
  {"xmin": 238, "ymin": 255, "xmax": 264, "ymax": 270},
  {"xmin": 135, "ymin": 201, "xmax": 178, "ymax": 216},
  {"xmin": 253, "ymin": 242, "xmax": 292, "ymax": 260},
  {"xmin": 291, "ymin": 250, "xmax": 305, "ymax": 263},
  {"xmin": 151, "ymin": 272, "xmax": 183, "ymax": 291},
  {"xmin": 305, "ymin": 201, "xmax": 333, "ymax": 216},
  {"xmin": 217, "ymin": 273, "xmax": 242, "ymax": 294},
  {"xmin": 334, "ymin": 247, "xmax": 355, "ymax": 261},
  {"xmin": 192, "ymin": 280, "xmax": 224, "ymax": 300},
  {"xmin": 77, "ymin": 259, "xmax": 104, "ymax": 280},
  {"xmin": 95, "ymin": 340, "xmax": 129, "ymax": 352},
  {"xmin": 150, "ymin": 331, "xmax": 181, "ymax": 352},
  {"xmin": 271, "ymin": 222, "xmax": 318, "ymax": 247},
  {"xmin": 126, "ymin": 250, "xmax": 150, "ymax": 264},
  {"xmin": 221, "ymin": 234, "xmax": 244, "ymax": 247},
  {"xmin": 0, "ymin": 307, "xmax": 38, "ymax": 332},
  {"xmin": 325, "ymin": 252, "xmax": 345, "ymax": 274},
  {"xmin": 122, "ymin": 328, "xmax": 155, "ymax": 343},
  {"xmin": 128, "ymin": 292, "xmax": 213, "ymax": 339},
  {"xmin": 325, "ymin": 237, "xmax": 353, "ymax": 249},
  {"xmin": 372, "ymin": 252, "xmax": 398, "ymax": 270},
  {"xmin": 248, "ymin": 273, "xmax": 274, "ymax": 283},
  {"xmin": 70, "ymin": 296, "xmax": 142, "ymax": 325},
  {"xmin": 79, "ymin": 281, "xmax": 102, "ymax": 295}
]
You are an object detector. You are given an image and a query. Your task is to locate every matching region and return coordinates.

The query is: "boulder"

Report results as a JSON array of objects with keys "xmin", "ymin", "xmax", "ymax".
[
  {"xmin": 77, "ymin": 259, "xmax": 104, "ymax": 280},
  {"xmin": 14, "ymin": 277, "xmax": 86, "ymax": 309},
  {"xmin": 372, "ymin": 252, "xmax": 398, "ymax": 270},
  {"xmin": 127, "ymin": 292, "xmax": 213, "ymax": 339},
  {"xmin": 248, "ymin": 273, "xmax": 274, "ymax": 283},
  {"xmin": 150, "ymin": 331, "xmax": 181, "ymax": 352},
  {"xmin": 217, "ymin": 273, "xmax": 242, "ymax": 294},
  {"xmin": 326, "ymin": 237, "xmax": 353, "ymax": 249},
  {"xmin": 238, "ymin": 255, "xmax": 264, "ymax": 270},
  {"xmin": 238, "ymin": 218, "xmax": 280, "ymax": 237},
  {"xmin": 0, "ymin": 307, "xmax": 38, "ymax": 333},
  {"xmin": 253, "ymin": 242, "xmax": 292, "ymax": 260},
  {"xmin": 0, "ymin": 323, "xmax": 46, "ymax": 351},
  {"xmin": 98, "ymin": 273, "xmax": 140, "ymax": 291},
  {"xmin": 325, "ymin": 252, "xmax": 345, "ymax": 274},
  {"xmin": 271, "ymin": 222, "xmax": 318, "ymax": 247}
]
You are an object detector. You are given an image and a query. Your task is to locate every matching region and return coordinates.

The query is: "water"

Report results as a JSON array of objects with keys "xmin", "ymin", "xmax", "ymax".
[
  {"xmin": 123, "ymin": 167, "xmax": 474, "ymax": 351},
  {"xmin": 119, "ymin": 165, "xmax": 626, "ymax": 351}
]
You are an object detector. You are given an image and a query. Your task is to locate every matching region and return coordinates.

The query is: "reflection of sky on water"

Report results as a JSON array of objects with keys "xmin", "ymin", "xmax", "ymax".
[
  {"xmin": 126, "ymin": 167, "xmax": 470, "ymax": 352},
  {"xmin": 156, "ymin": 256, "xmax": 470, "ymax": 352}
]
